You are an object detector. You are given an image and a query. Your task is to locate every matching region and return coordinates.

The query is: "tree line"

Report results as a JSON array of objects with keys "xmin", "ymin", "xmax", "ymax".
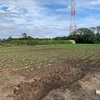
[
  {"xmin": 0, "ymin": 26, "xmax": 100, "ymax": 46},
  {"xmin": 53, "ymin": 26, "xmax": 100, "ymax": 44},
  {"xmin": 67, "ymin": 27, "xmax": 100, "ymax": 43},
  {"xmin": 0, "ymin": 33, "xmax": 72, "ymax": 46}
]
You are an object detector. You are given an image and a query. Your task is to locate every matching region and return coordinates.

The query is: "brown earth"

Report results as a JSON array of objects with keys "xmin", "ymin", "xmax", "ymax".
[
  {"xmin": 42, "ymin": 59, "xmax": 100, "ymax": 100},
  {"xmin": 13, "ymin": 62, "xmax": 84, "ymax": 100},
  {"xmin": 43, "ymin": 72, "xmax": 100, "ymax": 100},
  {"xmin": 0, "ymin": 60, "xmax": 100, "ymax": 100}
]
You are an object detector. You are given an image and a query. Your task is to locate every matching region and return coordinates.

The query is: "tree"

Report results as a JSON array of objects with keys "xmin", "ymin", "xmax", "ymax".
[
  {"xmin": 7, "ymin": 36, "xmax": 13, "ymax": 41},
  {"xmin": 27, "ymin": 36, "xmax": 33, "ymax": 40},
  {"xmin": 96, "ymin": 26, "xmax": 100, "ymax": 33},
  {"xmin": 53, "ymin": 36, "xmax": 67, "ymax": 40},
  {"xmin": 68, "ymin": 28, "xmax": 96, "ymax": 43},
  {"xmin": 90, "ymin": 27, "xmax": 96, "ymax": 31},
  {"xmin": 95, "ymin": 32, "xmax": 100, "ymax": 43},
  {"xmin": 21, "ymin": 33, "xmax": 27, "ymax": 39}
]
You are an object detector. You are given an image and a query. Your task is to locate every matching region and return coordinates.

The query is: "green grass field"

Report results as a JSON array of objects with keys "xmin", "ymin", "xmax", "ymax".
[{"xmin": 0, "ymin": 44, "xmax": 100, "ymax": 73}]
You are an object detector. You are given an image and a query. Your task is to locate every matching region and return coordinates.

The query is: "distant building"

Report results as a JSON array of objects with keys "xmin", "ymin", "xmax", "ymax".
[{"xmin": 69, "ymin": 40, "xmax": 76, "ymax": 44}]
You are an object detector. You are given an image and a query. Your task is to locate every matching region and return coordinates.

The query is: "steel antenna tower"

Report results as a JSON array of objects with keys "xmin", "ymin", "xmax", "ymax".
[{"xmin": 70, "ymin": 0, "xmax": 77, "ymax": 34}]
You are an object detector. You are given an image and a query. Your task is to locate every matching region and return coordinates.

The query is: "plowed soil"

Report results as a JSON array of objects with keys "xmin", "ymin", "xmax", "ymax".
[
  {"xmin": 13, "ymin": 62, "xmax": 84, "ymax": 100},
  {"xmin": 0, "ymin": 59, "xmax": 100, "ymax": 100}
]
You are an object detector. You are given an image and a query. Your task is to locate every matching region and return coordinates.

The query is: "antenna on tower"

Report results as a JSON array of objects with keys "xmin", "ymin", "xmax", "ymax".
[{"xmin": 70, "ymin": 0, "xmax": 77, "ymax": 34}]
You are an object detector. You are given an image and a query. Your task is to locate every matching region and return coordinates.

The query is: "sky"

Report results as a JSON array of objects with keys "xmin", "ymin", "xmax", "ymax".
[{"xmin": 0, "ymin": 0, "xmax": 100, "ymax": 39}]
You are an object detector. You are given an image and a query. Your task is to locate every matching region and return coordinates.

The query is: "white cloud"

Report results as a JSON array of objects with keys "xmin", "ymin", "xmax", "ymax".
[{"xmin": 0, "ymin": 0, "xmax": 100, "ymax": 39}]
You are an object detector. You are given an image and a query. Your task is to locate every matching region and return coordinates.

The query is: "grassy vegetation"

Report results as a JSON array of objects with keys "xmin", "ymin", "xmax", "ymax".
[{"xmin": 0, "ymin": 44, "xmax": 100, "ymax": 73}]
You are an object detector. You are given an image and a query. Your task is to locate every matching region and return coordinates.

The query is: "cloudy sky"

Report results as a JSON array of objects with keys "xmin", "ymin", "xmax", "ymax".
[{"xmin": 0, "ymin": 0, "xmax": 100, "ymax": 39}]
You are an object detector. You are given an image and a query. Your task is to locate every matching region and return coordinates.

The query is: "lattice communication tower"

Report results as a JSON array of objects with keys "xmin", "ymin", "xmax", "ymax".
[{"xmin": 70, "ymin": 0, "xmax": 77, "ymax": 34}]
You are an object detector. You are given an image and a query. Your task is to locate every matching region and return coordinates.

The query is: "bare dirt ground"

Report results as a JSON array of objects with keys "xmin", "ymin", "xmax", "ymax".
[
  {"xmin": 0, "ymin": 60, "xmax": 100, "ymax": 100},
  {"xmin": 43, "ymin": 72, "xmax": 100, "ymax": 100}
]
